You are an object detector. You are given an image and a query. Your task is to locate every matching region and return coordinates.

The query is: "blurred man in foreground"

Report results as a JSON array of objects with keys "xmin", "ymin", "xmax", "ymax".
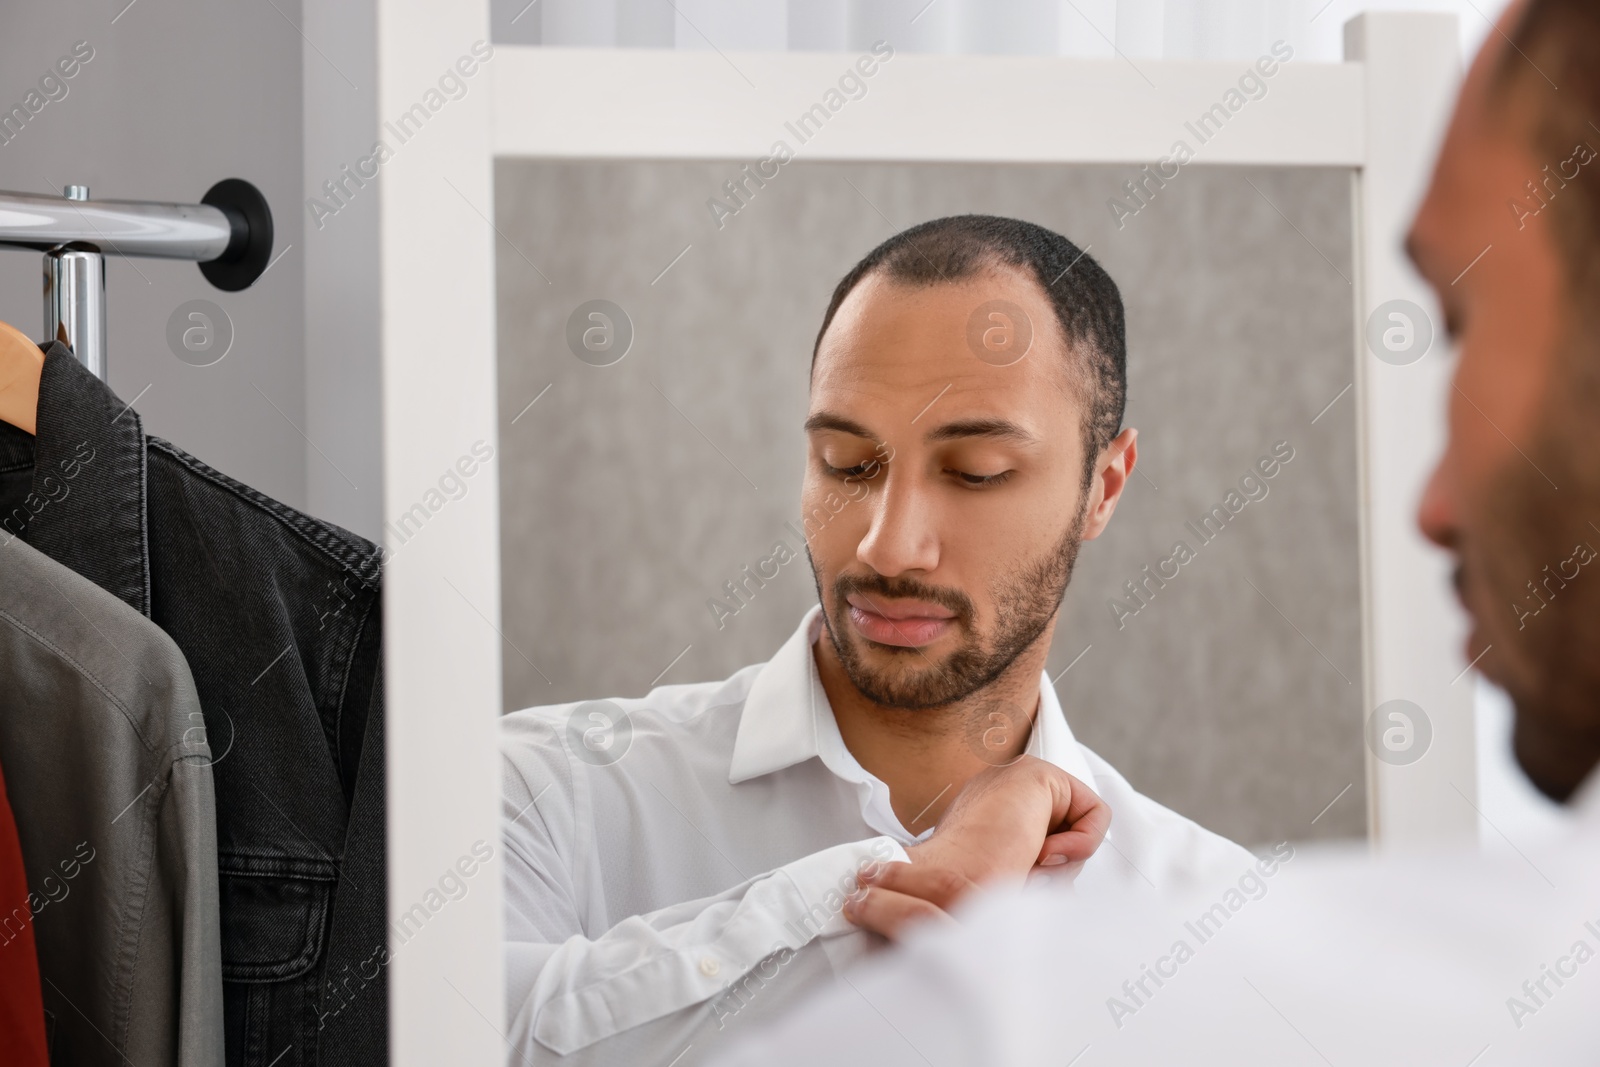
[{"xmin": 711, "ymin": 0, "xmax": 1600, "ymax": 1063}]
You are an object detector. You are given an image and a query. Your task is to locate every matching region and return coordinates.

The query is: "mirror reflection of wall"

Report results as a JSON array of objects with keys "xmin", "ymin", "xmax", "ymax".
[{"xmin": 493, "ymin": 158, "xmax": 1362, "ymax": 848}]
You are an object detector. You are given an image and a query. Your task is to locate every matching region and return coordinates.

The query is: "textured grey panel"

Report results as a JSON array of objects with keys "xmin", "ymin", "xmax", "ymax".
[{"xmin": 493, "ymin": 158, "xmax": 1364, "ymax": 846}]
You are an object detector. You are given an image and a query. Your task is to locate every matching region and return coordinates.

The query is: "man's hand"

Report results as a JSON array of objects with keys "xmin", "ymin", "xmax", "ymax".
[{"xmin": 843, "ymin": 757, "xmax": 1110, "ymax": 940}]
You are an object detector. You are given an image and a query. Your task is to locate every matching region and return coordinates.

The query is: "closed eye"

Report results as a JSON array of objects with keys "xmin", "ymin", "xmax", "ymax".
[{"xmin": 950, "ymin": 469, "xmax": 1014, "ymax": 487}]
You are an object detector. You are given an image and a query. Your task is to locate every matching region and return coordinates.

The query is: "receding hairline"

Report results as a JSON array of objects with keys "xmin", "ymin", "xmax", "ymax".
[{"xmin": 809, "ymin": 259, "xmax": 1082, "ymax": 394}]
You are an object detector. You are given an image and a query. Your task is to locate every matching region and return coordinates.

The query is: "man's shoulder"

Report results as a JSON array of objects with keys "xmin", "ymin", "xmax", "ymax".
[
  {"xmin": 1074, "ymin": 743, "xmax": 1257, "ymax": 889},
  {"xmin": 499, "ymin": 657, "xmax": 766, "ymax": 756}
]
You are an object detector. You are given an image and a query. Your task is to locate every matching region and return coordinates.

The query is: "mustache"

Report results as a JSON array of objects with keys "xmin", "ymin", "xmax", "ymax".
[{"xmin": 832, "ymin": 571, "xmax": 973, "ymax": 621}]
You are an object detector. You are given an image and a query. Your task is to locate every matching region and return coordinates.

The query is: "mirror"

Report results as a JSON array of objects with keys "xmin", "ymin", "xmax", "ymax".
[{"xmin": 494, "ymin": 158, "xmax": 1364, "ymax": 848}]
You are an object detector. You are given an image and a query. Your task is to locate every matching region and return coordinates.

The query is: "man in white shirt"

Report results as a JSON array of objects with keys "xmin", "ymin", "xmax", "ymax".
[
  {"xmin": 501, "ymin": 214, "xmax": 1254, "ymax": 1061},
  {"xmin": 708, "ymin": 1, "xmax": 1600, "ymax": 1063}
]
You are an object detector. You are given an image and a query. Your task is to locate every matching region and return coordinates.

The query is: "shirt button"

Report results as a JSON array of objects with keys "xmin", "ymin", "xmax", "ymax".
[{"xmin": 699, "ymin": 957, "xmax": 720, "ymax": 978}]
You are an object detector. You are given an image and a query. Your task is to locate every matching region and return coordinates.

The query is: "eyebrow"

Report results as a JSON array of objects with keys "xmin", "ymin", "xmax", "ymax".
[{"xmin": 803, "ymin": 411, "xmax": 1040, "ymax": 446}]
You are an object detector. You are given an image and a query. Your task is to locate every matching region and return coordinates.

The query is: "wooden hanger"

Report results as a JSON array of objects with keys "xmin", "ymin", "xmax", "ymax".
[{"xmin": 0, "ymin": 319, "xmax": 44, "ymax": 435}]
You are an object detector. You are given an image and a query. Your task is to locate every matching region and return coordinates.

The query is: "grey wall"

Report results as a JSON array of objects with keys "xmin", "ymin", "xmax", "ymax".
[
  {"xmin": 493, "ymin": 157, "xmax": 1364, "ymax": 847},
  {"xmin": 302, "ymin": 0, "xmax": 384, "ymax": 540},
  {"xmin": 0, "ymin": 0, "xmax": 309, "ymax": 513}
]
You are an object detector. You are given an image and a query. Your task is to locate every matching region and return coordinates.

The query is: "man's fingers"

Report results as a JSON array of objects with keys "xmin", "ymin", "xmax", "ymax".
[
  {"xmin": 1038, "ymin": 772, "xmax": 1112, "ymax": 866},
  {"xmin": 859, "ymin": 860, "xmax": 978, "ymax": 910},
  {"xmin": 842, "ymin": 885, "xmax": 956, "ymax": 941}
]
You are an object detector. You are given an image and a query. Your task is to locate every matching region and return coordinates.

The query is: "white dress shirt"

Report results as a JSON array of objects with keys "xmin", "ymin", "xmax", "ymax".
[
  {"xmin": 501, "ymin": 605, "xmax": 1253, "ymax": 1063},
  {"xmin": 708, "ymin": 773, "xmax": 1600, "ymax": 1067}
]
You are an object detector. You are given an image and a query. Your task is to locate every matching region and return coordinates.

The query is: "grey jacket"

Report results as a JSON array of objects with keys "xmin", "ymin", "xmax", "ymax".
[{"xmin": 0, "ymin": 534, "xmax": 223, "ymax": 1065}]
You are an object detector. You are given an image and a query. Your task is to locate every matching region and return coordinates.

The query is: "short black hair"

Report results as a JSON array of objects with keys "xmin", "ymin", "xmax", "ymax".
[{"xmin": 810, "ymin": 214, "xmax": 1127, "ymax": 485}]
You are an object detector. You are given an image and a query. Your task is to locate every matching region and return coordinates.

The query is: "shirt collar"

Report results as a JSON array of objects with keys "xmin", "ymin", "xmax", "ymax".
[
  {"xmin": 0, "ymin": 341, "xmax": 151, "ymax": 616},
  {"xmin": 729, "ymin": 604, "xmax": 1097, "ymax": 788},
  {"xmin": 728, "ymin": 605, "xmax": 828, "ymax": 784}
]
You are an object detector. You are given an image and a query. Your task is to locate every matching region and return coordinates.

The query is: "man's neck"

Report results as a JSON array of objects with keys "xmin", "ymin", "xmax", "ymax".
[{"xmin": 813, "ymin": 630, "xmax": 1049, "ymax": 833}]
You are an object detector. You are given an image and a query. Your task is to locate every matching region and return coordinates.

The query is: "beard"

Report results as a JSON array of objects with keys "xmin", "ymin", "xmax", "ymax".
[
  {"xmin": 1472, "ymin": 332, "xmax": 1600, "ymax": 800},
  {"xmin": 809, "ymin": 501, "xmax": 1089, "ymax": 711}
]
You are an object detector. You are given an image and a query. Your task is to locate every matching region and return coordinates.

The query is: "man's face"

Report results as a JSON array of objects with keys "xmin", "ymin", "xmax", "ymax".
[
  {"xmin": 1412, "ymin": 20, "xmax": 1600, "ymax": 800},
  {"xmin": 802, "ymin": 265, "xmax": 1128, "ymax": 711}
]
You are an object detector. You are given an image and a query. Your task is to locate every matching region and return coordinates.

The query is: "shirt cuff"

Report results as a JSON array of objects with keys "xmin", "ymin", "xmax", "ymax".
[{"xmin": 777, "ymin": 836, "xmax": 910, "ymax": 940}]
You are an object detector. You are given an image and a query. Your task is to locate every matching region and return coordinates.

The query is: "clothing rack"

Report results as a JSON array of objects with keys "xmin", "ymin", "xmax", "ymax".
[{"xmin": 0, "ymin": 179, "xmax": 273, "ymax": 380}]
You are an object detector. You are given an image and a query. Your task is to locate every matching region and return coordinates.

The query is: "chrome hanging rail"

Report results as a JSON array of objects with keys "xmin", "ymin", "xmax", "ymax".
[{"xmin": 0, "ymin": 179, "xmax": 273, "ymax": 380}]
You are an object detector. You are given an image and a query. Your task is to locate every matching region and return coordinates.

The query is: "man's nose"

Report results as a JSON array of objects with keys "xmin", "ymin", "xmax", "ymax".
[
  {"xmin": 856, "ymin": 475, "xmax": 940, "ymax": 578},
  {"xmin": 1416, "ymin": 454, "xmax": 1458, "ymax": 551}
]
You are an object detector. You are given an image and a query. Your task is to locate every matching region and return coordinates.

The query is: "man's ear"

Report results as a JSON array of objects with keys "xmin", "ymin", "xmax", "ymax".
[{"xmin": 1080, "ymin": 428, "xmax": 1138, "ymax": 542}]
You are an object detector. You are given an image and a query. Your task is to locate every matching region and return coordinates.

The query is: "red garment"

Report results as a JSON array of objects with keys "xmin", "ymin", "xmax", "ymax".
[{"xmin": 0, "ymin": 758, "xmax": 48, "ymax": 1065}]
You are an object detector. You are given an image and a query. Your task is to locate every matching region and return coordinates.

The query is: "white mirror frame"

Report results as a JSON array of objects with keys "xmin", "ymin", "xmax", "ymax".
[{"xmin": 373, "ymin": 8, "xmax": 1467, "ymax": 1061}]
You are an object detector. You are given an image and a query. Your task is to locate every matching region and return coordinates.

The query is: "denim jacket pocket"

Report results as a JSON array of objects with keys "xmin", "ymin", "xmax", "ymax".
[
  {"xmin": 220, "ymin": 854, "xmax": 339, "ymax": 1065},
  {"xmin": 219, "ymin": 853, "xmax": 338, "ymax": 982}
]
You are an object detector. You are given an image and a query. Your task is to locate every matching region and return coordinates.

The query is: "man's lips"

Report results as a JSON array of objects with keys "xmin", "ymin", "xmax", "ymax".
[{"xmin": 845, "ymin": 594, "xmax": 956, "ymax": 648}]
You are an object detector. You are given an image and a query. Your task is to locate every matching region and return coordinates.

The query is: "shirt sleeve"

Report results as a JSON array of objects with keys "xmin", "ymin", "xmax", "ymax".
[
  {"xmin": 166, "ymin": 753, "xmax": 226, "ymax": 1067},
  {"xmin": 502, "ymin": 752, "xmax": 908, "ymax": 1059}
]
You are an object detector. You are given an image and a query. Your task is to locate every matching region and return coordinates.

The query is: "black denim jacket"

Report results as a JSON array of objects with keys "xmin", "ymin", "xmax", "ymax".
[{"xmin": 0, "ymin": 343, "xmax": 386, "ymax": 1067}]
